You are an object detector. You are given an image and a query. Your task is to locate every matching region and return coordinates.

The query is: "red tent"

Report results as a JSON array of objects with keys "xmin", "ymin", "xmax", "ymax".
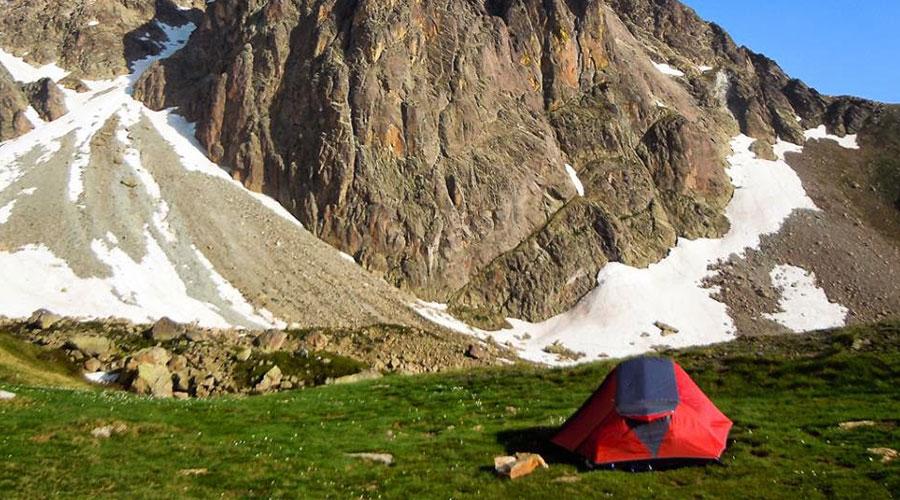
[{"xmin": 552, "ymin": 357, "xmax": 732, "ymax": 466}]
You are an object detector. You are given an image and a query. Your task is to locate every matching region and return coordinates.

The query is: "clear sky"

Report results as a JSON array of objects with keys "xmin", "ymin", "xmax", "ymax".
[{"xmin": 681, "ymin": 0, "xmax": 900, "ymax": 103}]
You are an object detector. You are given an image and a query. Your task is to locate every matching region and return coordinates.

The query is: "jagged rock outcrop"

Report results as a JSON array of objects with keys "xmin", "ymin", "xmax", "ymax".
[
  {"xmin": 133, "ymin": 0, "xmax": 743, "ymax": 325},
  {"xmin": 0, "ymin": 63, "xmax": 32, "ymax": 140},
  {"xmin": 21, "ymin": 79, "xmax": 68, "ymax": 122},
  {"xmin": 0, "ymin": 0, "xmax": 204, "ymax": 80}
]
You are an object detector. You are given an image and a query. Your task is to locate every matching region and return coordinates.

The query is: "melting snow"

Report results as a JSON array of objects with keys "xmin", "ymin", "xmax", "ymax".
[
  {"xmin": 85, "ymin": 371, "xmax": 119, "ymax": 384},
  {"xmin": 652, "ymin": 61, "xmax": 685, "ymax": 77},
  {"xmin": 0, "ymin": 199, "xmax": 14, "ymax": 224},
  {"xmin": 416, "ymin": 131, "xmax": 857, "ymax": 365},
  {"xmin": 803, "ymin": 125, "xmax": 859, "ymax": 149},
  {"xmin": 0, "ymin": 19, "xmax": 296, "ymax": 329},
  {"xmin": 698, "ymin": 65, "xmax": 714, "ymax": 73},
  {"xmin": 564, "ymin": 163, "xmax": 585, "ymax": 197},
  {"xmin": 764, "ymin": 265, "xmax": 848, "ymax": 332},
  {"xmin": 0, "ymin": 48, "xmax": 69, "ymax": 83}
]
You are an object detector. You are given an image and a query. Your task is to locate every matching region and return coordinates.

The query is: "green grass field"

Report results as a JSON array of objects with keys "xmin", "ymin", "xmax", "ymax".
[{"xmin": 1, "ymin": 322, "xmax": 898, "ymax": 498}]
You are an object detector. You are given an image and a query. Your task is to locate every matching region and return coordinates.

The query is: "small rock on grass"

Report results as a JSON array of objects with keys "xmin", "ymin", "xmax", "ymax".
[
  {"xmin": 0, "ymin": 390, "xmax": 16, "ymax": 401},
  {"xmin": 91, "ymin": 423, "xmax": 128, "ymax": 439},
  {"xmin": 178, "ymin": 468, "xmax": 209, "ymax": 476},
  {"xmin": 494, "ymin": 453, "xmax": 548, "ymax": 479},
  {"xmin": 868, "ymin": 447, "xmax": 897, "ymax": 463},
  {"xmin": 839, "ymin": 420, "xmax": 876, "ymax": 430},
  {"xmin": 346, "ymin": 453, "xmax": 394, "ymax": 466}
]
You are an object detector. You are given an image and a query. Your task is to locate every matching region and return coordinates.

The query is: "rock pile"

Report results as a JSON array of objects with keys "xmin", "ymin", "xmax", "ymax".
[{"xmin": 3, "ymin": 311, "xmax": 514, "ymax": 399}]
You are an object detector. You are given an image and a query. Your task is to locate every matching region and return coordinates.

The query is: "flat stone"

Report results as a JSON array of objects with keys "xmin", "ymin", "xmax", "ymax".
[
  {"xmin": 67, "ymin": 335, "xmax": 113, "ymax": 357},
  {"xmin": 346, "ymin": 453, "xmax": 394, "ymax": 466}
]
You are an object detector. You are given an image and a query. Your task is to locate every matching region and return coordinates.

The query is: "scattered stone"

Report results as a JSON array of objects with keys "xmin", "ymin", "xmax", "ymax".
[
  {"xmin": 167, "ymin": 354, "xmax": 188, "ymax": 372},
  {"xmin": 178, "ymin": 468, "xmax": 209, "ymax": 476},
  {"xmin": 58, "ymin": 75, "xmax": 90, "ymax": 93},
  {"xmin": 0, "ymin": 390, "xmax": 16, "ymax": 401},
  {"xmin": 147, "ymin": 317, "xmax": 184, "ymax": 342},
  {"xmin": 494, "ymin": 453, "xmax": 548, "ymax": 479},
  {"xmin": 83, "ymin": 358, "xmax": 102, "ymax": 372},
  {"xmin": 129, "ymin": 347, "xmax": 171, "ymax": 368},
  {"xmin": 542, "ymin": 341, "xmax": 585, "ymax": 361},
  {"xmin": 255, "ymin": 330, "xmax": 287, "ymax": 352},
  {"xmin": 28, "ymin": 309, "xmax": 61, "ymax": 330},
  {"xmin": 173, "ymin": 392, "xmax": 191, "ymax": 400},
  {"xmin": 553, "ymin": 475, "xmax": 580, "ymax": 483},
  {"xmin": 465, "ymin": 344, "xmax": 485, "ymax": 360},
  {"xmin": 91, "ymin": 423, "xmax": 127, "ymax": 439},
  {"xmin": 67, "ymin": 335, "xmax": 113, "ymax": 357},
  {"xmin": 330, "ymin": 371, "xmax": 383, "ymax": 385},
  {"xmin": 654, "ymin": 321, "xmax": 680, "ymax": 336},
  {"xmin": 839, "ymin": 420, "xmax": 877, "ymax": 430},
  {"xmin": 253, "ymin": 365, "xmax": 283, "ymax": 393},
  {"xmin": 185, "ymin": 330, "xmax": 210, "ymax": 342},
  {"xmin": 868, "ymin": 447, "xmax": 897, "ymax": 463},
  {"xmin": 305, "ymin": 332, "xmax": 330, "ymax": 351},
  {"xmin": 851, "ymin": 337, "xmax": 871, "ymax": 351},
  {"xmin": 130, "ymin": 364, "xmax": 173, "ymax": 398},
  {"xmin": 346, "ymin": 453, "xmax": 394, "ymax": 466},
  {"xmin": 235, "ymin": 347, "xmax": 253, "ymax": 362}
]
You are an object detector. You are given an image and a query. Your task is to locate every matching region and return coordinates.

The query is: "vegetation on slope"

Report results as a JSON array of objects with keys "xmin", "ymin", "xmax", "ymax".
[{"xmin": 0, "ymin": 322, "xmax": 897, "ymax": 498}]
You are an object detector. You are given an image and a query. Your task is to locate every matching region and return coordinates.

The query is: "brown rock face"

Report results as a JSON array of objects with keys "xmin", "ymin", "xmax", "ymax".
[
  {"xmin": 0, "ymin": 0, "xmax": 204, "ymax": 79},
  {"xmin": 134, "ymin": 0, "xmax": 738, "ymax": 324},
  {"xmin": 0, "ymin": 63, "xmax": 32, "ymax": 141},
  {"xmin": 129, "ymin": 0, "xmax": 883, "ymax": 325},
  {"xmin": 21, "ymin": 78, "xmax": 69, "ymax": 122}
]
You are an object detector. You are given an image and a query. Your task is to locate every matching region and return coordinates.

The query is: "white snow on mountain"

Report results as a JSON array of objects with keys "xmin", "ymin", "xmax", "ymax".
[
  {"xmin": 0, "ymin": 20, "xmax": 292, "ymax": 329},
  {"xmin": 764, "ymin": 264, "xmax": 848, "ymax": 332},
  {"xmin": 564, "ymin": 163, "xmax": 585, "ymax": 197},
  {"xmin": 652, "ymin": 61, "xmax": 685, "ymax": 77},
  {"xmin": 415, "ymin": 131, "xmax": 855, "ymax": 365}
]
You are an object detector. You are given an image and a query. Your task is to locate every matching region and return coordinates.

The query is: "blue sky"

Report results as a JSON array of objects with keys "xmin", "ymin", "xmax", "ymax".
[{"xmin": 681, "ymin": 0, "xmax": 900, "ymax": 103}]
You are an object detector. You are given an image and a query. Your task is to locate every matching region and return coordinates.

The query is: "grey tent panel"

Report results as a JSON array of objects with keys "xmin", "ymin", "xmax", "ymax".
[{"xmin": 615, "ymin": 357, "xmax": 679, "ymax": 418}]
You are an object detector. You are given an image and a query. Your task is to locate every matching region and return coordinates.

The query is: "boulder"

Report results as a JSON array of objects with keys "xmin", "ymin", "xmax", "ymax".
[
  {"xmin": 0, "ymin": 390, "xmax": 16, "ymax": 401},
  {"xmin": 128, "ymin": 347, "xmax": 171, "ymax": 368},
  {"xmin": 305, "ymin": 332, "xmax": 330, "ymax": 351},
  {"xmin": 83, "ymin": 358, "xmax": 102, "ymax": 372},
  {"xmin": 465, "ymin": 344, "xmax": 485, "ymax": 360},
  {"xmin": 28, "ymin": 309, "xmax": 62, "ymax": 330},
  {"xmin": 494, "ymin": 453, "xmax": 548, "ymax": 480},
  {"xmin": 329, "ymin": 371, "xmax": 383, "ymax": 385},
  {"xmin": 21, "ymin": 78, "xmax": 68, "ymax": 121},
  {"xmin": 346, "ymin": 453, "xmax": 394, "ymax": 466},
  {"xmin": 130, "ymin": 363, "xmax": 173, "ymax": 398},
  {"xmin": 235, "ymin": 347, "xmax": 252, "ymax": 362},
  {"xmin": 255, "ymin": 330, "xmax": 287, "ymax": 352},
  {"xmin": 67, "ymin": 335, "xmax": 113, "ymax": 357},
  {"xmin": 654, "ymin": 321, "xmax": 680, "ymax": 336},
  {"xmin": 167, "ymin": 354, "xmax": 188, "ymax": 372},
  {"xmin": 58, "ymin": 75, "xmax": 90, "ymax": 93},
  {"xmin": 253, "ymin": 365, "xmax": 282, "ymax": 393},
  {"xmin": 147, "ymin": 317, "xmax": 184, "ymax": 342}
]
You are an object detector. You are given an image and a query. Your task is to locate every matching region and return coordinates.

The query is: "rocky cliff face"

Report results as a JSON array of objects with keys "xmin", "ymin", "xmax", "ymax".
[
  {"xmin": 120, "ymin": 0, "xmax": 882, "ymax": 326},
  {"xmin": 0, "ymin": 0, "xmax": 204, "ymax": 80}
]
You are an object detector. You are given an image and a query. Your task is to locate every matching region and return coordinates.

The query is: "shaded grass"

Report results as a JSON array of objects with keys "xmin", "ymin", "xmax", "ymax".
[
  {"xmin": 0, "ymin": 332, "xmax": 89, "ymax": 389},
  {"xmin": 0, "ymin": 322, "xmax": 897, "ymax": 498}
]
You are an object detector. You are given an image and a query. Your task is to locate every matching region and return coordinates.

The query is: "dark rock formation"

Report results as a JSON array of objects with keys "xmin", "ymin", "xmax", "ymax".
[
  {"xmin": 21, "ymin": 78, "xmax": 68, "ymax": 122},
  {"xmin": 0, "ymin": 63, "xmax": 32, "ymax": 141}
]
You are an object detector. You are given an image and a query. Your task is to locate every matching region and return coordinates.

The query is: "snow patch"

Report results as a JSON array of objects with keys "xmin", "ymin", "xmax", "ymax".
[
  {"xmin": 764, "ymin": 265, "xmax": 847, "ymax": 332},
  {"xmin": 415, "ymin": 134, "xmax": 822, "ymax": 365},
  {"xmin": 0, "ymin": 48, "xmax": 68, "ymax": 83},
  {"xmin": 652, "ymin": 61, "xmax": 685, "ymax": 77},
  {"xmin": 803, "ymin": 125, "xmax": 859, "ymax": 150},
  {"xmin": 0, "ymin": 199, "xmax": 15, "ymax": 224},
  {"xmin": 698, "ymin": 65, "xmax": 714, "ymax": 73},
  {"xmin": 85, "ymin": 371, "xmax": 119, "ymax": 384},
  {"xmin": 564, "ymin": 164, "xmax": 584, "ymax": 197}
]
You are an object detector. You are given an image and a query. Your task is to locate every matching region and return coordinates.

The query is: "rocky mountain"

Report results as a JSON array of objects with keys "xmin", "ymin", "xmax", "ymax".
[
  {"xmin": 0, "ymin": 0, "xmax": 896, "ymax": 365},
  {"xmin": 131, "ymin": 0, "xmax": 889, "ymax": 328}
]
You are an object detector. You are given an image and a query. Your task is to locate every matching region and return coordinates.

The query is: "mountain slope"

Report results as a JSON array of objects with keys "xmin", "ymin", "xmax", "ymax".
[
  {"xmin": 132, "ymin": 0, "xmax": 890, "ymax": 329},
  {"xmin": 0, "ymin": 11, "xmax": 426, "ymax": 331}
]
